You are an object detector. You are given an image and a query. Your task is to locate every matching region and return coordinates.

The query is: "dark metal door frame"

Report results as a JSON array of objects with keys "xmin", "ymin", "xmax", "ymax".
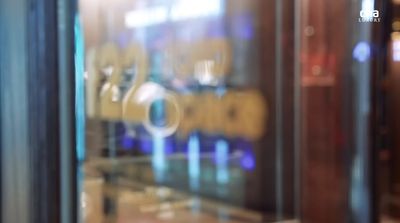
[{"xmin": 0, "ymin": 0, "xmax": 77, "ymax": 222}]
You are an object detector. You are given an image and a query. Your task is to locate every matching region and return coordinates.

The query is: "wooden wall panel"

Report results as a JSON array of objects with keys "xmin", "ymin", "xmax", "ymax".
[{"xmin": 300, "ymin": 0, "xmax": 350, "ymax": 222}]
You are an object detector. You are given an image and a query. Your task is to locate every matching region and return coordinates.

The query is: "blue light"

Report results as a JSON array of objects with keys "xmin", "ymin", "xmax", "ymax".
[
  {"xmin": 121, "ymin": 135, "xmax": 135, "ymax": 149},
  {"xmin": 74, "ymin": 14, "xmax": 85, "ymax": 162},
  {"xmin": 241, "ymin": 152, "xmax": 255, "ymax": 171},
  {"xmin": 164, "ymin": 137, "xmax": 175, "ymax": 155},
  {"xmin": 216, "ymin": 140, "xmax": 229, "ymax": 184},
  {"xmin": 139, "ymin": 138, "xmax": 153, "ymax": 154},
  {"xmin": 188, "ymin": 135, "xmax": 200, "ymax": 190},
  {"xmin": 235, "ymin": 138, "xmax": 255, "ymax": 171},
  {"xmin": 353, "ymin": 41, "xmax": 371, "ymax": 62},
  {"xmin": 152, "ymin": 137, "xmax": 166, "ymax": 182}
]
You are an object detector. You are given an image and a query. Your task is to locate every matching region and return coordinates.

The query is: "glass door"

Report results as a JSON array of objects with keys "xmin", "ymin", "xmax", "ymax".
[
  {"xmin": 77, "ymin": 0, "xmax": 298, "ymax": 222},
  {"xmin": 75, "ymin": 0, "xmax": 384, "ymax": 223}
]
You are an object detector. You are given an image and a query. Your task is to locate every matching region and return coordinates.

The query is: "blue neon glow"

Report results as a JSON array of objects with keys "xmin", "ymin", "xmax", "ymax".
[
  {"xmin": 152, "ymin": 137, "xmax": 166, "ymax": 182},
  {"xmin": 139, "ymin": 138, "xmax": 152, "ymax": 154},
  {"xmin": 74, "ymin": 14, "xmax": 86, "ymax": 222},
  {"xmin": 75, "ymin": 14, "xmax": 85, "ymax": 162},
  {"xmin": 188, "ymin": 135, "xmax": 200, "ymax": 190},
  {"xmin": 121, "ymin": 134, "xmax": 135, "ymax": 149},
  {"xmin": 216, "ymin": 140, "xmax": 229, "ymax": 184},
  {"xmin": 241, "ymin": 151, "xmax": 256, "ymax": 171},
  {"xmin": 353, "ymin": 41, "xmax": 371, "ymax": 62},
  {"xmin": 235, "ymin": 139, "xmax": 256, "ymax": 171},
  {"xmin": 164, "ymin": 137, "xmax": 175, "ymax": 155}
]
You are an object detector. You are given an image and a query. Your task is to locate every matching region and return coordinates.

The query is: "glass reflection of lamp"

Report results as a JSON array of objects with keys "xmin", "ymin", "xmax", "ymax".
[
  {"xmin": 392, "ymin": 21, "xmax": 400, "ymax": 62},
  {"xmin": 393, "ymin": 40, "xmax": 400, "ymax": 62},
  {"xmin": 353, "ymin": 41, "xmax": 371, "ymax": 63},
  {"xmin": 194, "ymin": 39, "xmax": 232, "ymax": 86}
]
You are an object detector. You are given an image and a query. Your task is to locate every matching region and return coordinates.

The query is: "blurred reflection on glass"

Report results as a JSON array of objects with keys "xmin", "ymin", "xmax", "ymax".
[{"xmin": 78, "ymin": 0, "xmax": 296, "ymax": 222}]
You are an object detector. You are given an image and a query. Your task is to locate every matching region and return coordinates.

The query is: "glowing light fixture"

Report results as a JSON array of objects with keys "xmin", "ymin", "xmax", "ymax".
[
  {"xmin": 393, "ymin": 39, "xmax": 400, "ymax": 62},
  {"xmin": 125, "ymin": 0, "xmax": 223, "ymax": 28},
  {"xmin": 125, "ymin": 6, "xmax": 168, "ymax": 28},
  {"xmin": 170, "ymin": 0, "xmax": 222, "ymax": 21},
  {"xmin": 215, "ymin": 140, "xmax": 229, "ymax": 184},
  {"xmin": 152, "ymin": 137, "xmax": 166, "ymax": 182},
  {"xmin": 188, "ymin": 135, "xmax": 200, "ymax": 190},
  {"xmin": 353, "ymin": 41, "xmax": 371, "ymax": 62}
]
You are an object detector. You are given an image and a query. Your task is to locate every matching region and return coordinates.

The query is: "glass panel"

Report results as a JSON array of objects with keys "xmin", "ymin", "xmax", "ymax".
[{"xmin": 77, "ymin": 0, "xmax": 298, "ymax": 222}]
